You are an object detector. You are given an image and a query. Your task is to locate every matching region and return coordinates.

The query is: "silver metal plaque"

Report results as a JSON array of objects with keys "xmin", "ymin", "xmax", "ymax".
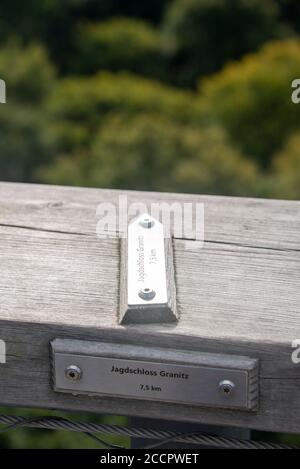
[
  {"xmin": 120, "ymin": 214, "xmax": 177, "ymax": 324},
  {"xmin": 128, "ymin": 214, "xmax": 167, "ymax": 307},
  {"xmin": 52, "ymin": 339, "xmax": 259, "ymax": 411}
]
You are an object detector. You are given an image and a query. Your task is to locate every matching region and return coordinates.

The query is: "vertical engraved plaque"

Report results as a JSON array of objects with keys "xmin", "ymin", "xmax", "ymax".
[{"xmin": 119, "ymin": 214, "xmax": 177, "ymax": 324}]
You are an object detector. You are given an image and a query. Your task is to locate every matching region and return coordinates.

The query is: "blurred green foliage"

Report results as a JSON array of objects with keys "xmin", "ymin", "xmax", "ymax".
[
  {"xmin": 0, "ymin": 42, "xmax": 57, "ymax": 180},
  {"xmin": 278, "ymin": 0, "xmax": 300, "ymax": 33},
  {"xmin": 0, "ymin": 41, "xmax": 56, "ymax": 103},
  {"xmin": 0, "ymin": 0, "xmax": 300, "ymax": 449},
  {"xmin": 271, "ymin": 131, "xmax": 300, "ymax": 198},
  {"xmin": 198, "ymin": 39, "xmax": 300, "ymax": 168},
  {"xmin": 39, "ymin": 113, "xmax": 258, "ymax": 195},
  {"xmin": 0, "ymin": 1, "xmax": 298, "ymax": 199},
  {"xmin": 47, "ymin": 71, "xmax": 200, "ymax": 129},
  {"xmin": 162, "ymin": 0, "xmax": 288, "ymax": 87},
  {"xmin": 74, "ymin": 18, "xmax": 166, "ymax": 79}
]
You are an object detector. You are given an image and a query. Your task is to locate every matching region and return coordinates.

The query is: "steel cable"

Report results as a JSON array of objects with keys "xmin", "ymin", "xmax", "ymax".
[{"xmin": 0, "ymin": 414, "xmax": 297, "ymax": 449}]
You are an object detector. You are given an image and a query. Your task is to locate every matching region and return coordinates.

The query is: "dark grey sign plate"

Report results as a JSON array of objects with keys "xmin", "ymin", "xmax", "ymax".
[{"xmin": 52, "ymin": 339, "xmax": 259, "ymax": 411}]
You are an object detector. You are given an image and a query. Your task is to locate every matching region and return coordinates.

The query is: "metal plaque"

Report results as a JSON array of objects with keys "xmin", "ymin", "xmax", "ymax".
[
  {"xmin": 128, "ymin": 213, "xmax": 167, "ymax": 307},
  {"xmin": 52, "ymin": 340, "xmax": 259, "ymax": 411},
  {"xmin": 120, "ymin": 213, "xmax": 177, "ymax": 324}
]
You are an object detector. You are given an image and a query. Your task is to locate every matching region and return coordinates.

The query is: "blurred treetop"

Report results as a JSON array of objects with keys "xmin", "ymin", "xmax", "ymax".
[{"xmin": 0, "ymin": 0, "xmax": 299, "ymax": 198}]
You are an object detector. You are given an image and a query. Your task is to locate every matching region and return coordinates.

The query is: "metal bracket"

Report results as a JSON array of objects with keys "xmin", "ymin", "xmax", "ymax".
[{"xmin": 119, "ymin": 214, "xmax": 177, "ymax": 324}]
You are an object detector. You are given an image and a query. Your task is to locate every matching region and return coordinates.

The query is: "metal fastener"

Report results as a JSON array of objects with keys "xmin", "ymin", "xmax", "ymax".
[
  {"xmin": 138, "ymin": 287, "xmax": 156, "ymax": 301},
  {"xmin": 219, "ymin": 380, "xmax": 235, "ymax": 396},
  {"xmin": 65, "ymin": 365, "xmax": 82, "ymax": 382},
  {"xmin": 139, "ymin": 216, "xmax": 154, "ymax": 229}
]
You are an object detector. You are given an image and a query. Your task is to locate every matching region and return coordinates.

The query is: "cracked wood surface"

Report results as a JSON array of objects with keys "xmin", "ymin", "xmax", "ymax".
[{"xmin": 0, "ymin": 182, "xmax": 300, "ymax": 433}]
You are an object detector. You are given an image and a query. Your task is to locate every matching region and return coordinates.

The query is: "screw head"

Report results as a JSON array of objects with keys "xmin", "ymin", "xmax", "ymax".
[
  {"xmin": 139, "ymin": 216, "xmax": 154, "ymax": 229},
  {"xmin": 65, "ymin": 365, "xmax": 82, "ymax": 382},
  {"xmin": 219, "ymin": 380, "xmax": 235, "ymax": 396},
  {"xmin": 138, "ymin": 287, "xmax": 156, "ymax": 301}
]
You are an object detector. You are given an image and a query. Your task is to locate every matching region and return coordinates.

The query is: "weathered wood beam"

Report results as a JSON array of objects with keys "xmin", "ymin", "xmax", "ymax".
[{"xmin": 0, "ymin": 182, "xmax": 299, "ymax": 433}]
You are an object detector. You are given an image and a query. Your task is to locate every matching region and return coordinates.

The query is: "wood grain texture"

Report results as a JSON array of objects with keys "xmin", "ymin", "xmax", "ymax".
[{"xmin": 0, "ymin": 182, "xmax": 299, "ymax": 433}]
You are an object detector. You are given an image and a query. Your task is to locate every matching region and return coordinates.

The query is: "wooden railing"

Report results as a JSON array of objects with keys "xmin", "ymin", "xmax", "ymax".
[{"xmin": 0, "ymin": 182, "xmax": 299, "ymax": 435}]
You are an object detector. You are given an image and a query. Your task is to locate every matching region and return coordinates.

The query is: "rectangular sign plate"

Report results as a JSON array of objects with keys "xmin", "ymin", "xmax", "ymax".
[{"xmin": 52, "ymin": 340, "xmax": 259, "ymax": 411}]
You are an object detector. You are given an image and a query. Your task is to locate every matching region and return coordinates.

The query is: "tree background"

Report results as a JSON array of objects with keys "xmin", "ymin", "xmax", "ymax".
[{"xmin": 0, "ymin": 0, "xmax": 300, "ymax": 448}]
